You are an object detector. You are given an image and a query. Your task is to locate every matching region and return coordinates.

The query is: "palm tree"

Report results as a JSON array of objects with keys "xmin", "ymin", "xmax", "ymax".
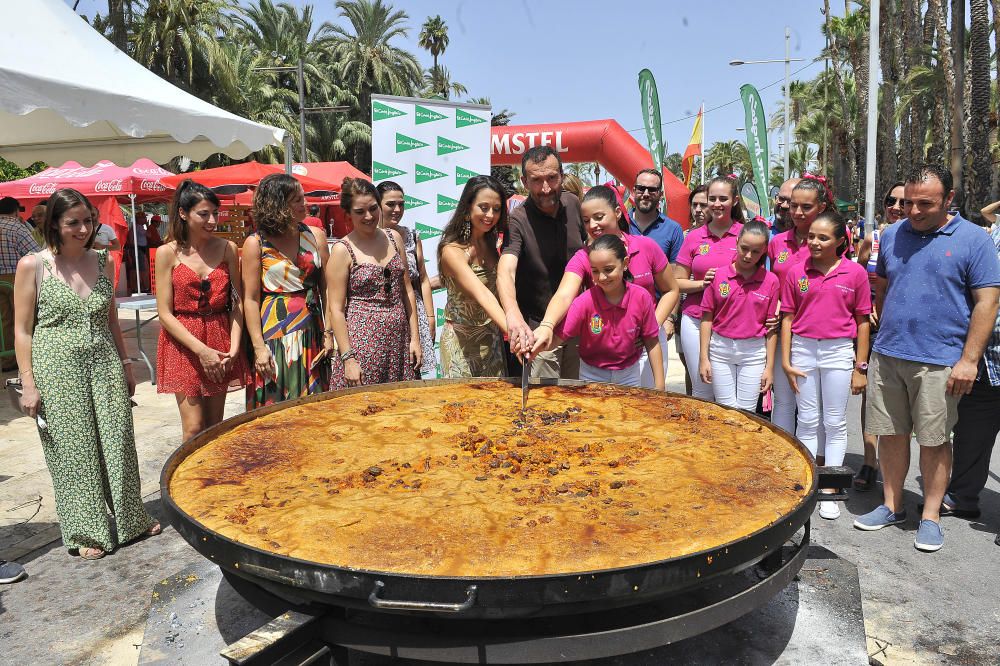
[
  {"xmin": 418, "ymin": 15, "xmax": 449, "ymax": 70},
  {"xmin": 784, "ymin": 144, "xmax": 818, "ymax": 178},
  {"xmin": 467, "ymin": 97, "xmax": 515, "ymax": 126},
  {"xmin": 129, "ymin": 0, "xmax": 236, "ymax": 89},
  {"xmin": 704, "ymin": 141, "xmax": 751, "ymax": 179},
  {"xmin": 421, "ymin": 65, "xmax": 467, "ymax": 100},
  {"xmin": 822, "ymin": 0, "xmax": 858, "ymax": 202},
  {"xmin": 327, "ymin": 0, "xmax": 422, "ymax": 167},
  {"xmin": 966, "ymin": 0, "xmax": 992, "ymax": 217}
]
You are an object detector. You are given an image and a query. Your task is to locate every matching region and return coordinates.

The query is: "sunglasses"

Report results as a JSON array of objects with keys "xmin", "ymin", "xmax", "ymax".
[
  {"xmin": 884, "ymin": 196, "xmax": 903, "ymax": 207},
  {"xmin": 197, "ymin": 278, "xmax": 212, "ymax": 314},
  {"xmin": 634, "ymin": 185, "xmax": 661, "ymax": 194}
]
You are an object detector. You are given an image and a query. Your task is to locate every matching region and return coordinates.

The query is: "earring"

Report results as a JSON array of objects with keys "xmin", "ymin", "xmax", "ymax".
[{"xmin": 461, "ymin": 219, "xmax": 471, "ymax": 242}]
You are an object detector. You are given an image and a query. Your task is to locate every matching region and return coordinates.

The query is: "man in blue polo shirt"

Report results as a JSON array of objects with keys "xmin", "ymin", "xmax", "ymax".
[
  {"xmin": 629, "ymin": 168, "xmax": 684, "ymax": 387},
  {"xmin": 855, "ymin": 164, "xmax": 1000, "ymax": 552}
]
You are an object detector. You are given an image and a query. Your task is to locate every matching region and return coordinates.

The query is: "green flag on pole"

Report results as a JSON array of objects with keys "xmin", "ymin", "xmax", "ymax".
[
  {"xmin": 637, "ymin": 69, "xmax": 664, "ymax": 170},
  {"xmin": 740, "ymin": 84, "xmax": 772, "ymax": 219}
]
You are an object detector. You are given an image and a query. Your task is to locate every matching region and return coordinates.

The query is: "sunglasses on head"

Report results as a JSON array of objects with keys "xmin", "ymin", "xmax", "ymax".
[
  {"xmin": 885, "ymin": 196, "xmax": 902, "ymax": 207},
  {"xmin": 634, "ymin": 185, "xmax": 661, "ymax": 194}
]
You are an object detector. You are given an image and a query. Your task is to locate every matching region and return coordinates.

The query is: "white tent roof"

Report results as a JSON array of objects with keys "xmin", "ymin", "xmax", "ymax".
[{"xmin": 0, "ymin": 0, "xmax": 285, "ymax": 167}]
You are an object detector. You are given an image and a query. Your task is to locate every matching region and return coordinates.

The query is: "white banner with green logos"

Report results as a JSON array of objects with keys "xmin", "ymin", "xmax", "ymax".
[{"xmin": 370, "ymin": 94, "xmax": 492, "ymax": 377}]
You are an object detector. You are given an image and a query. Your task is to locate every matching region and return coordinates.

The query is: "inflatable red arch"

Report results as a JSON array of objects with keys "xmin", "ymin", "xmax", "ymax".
[{"xmin": 490, "ymin": 119, "xmax": 691, "ymax": 227}]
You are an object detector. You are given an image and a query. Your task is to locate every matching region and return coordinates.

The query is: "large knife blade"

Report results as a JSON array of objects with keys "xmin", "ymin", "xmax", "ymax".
[{"xmin": 521, "ymin": 359, "xmax": 531, "ymax": 413}]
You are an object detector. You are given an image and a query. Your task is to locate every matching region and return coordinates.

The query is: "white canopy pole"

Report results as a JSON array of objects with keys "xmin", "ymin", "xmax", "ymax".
[{"xmin": 130, "ymin": 193, "xmax": 143, "ymax": 296}]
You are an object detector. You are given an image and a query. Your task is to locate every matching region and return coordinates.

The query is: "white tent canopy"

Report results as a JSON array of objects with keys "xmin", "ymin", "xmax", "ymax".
[{"xmin": 0, "ymin": 0, "xmax": 285, "ymax": 167}]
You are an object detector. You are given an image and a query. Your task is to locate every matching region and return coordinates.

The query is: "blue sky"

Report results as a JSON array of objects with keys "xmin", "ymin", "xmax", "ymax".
[{"xmin": 70, "ymin": 0, "xmax": 835, "ymax": 161}]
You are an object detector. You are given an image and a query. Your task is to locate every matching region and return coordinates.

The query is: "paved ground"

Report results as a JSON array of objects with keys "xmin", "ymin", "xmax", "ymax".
[{"xmin": 1, "ymin": 312, "xmax": 998, "ymax": 664}]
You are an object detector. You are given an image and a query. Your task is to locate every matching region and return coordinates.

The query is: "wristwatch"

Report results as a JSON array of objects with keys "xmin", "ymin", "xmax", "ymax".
[{"xmin": 855, "ymin": 362, "xmax": 869, "ymax": 373}]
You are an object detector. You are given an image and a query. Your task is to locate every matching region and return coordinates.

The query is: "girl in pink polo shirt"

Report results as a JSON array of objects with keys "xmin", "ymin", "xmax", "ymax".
[
  {"xmin": 699, "ymin": 220, "xmax": 780, "ymax": 410},
  {"xmin": 674, "ymin": 176, "xmax": 744, "ymax": 400},
  {"xmin": 531, "ymin": 186, "xmax": 679, "ymax": 385},
  {"xmin": 768, "ymin": 176, "xmax": 830, "ymax": 433},
  {"xmin": 780, "ymin": 210, "xmax": 871, "ymax": 520},
  {"xmin": 545, "ymin": 234, "xmax": 664, "ymax": 390}
]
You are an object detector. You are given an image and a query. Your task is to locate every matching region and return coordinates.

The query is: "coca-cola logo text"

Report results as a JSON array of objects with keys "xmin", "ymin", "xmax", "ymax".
[
  {"xmin": 28, "ymin": 182, "xmax": 58, "ymax": 195},
  {"xmin": 139, "ymin": 181, "xmax": 166, "ymax": 191},
  {"xmin": 95, "ymin": 179, "xmax": 123, "ymax": 192},
  {"xmin": 132, "ymin": 167, "xmax": 169, "ymax": 176}
]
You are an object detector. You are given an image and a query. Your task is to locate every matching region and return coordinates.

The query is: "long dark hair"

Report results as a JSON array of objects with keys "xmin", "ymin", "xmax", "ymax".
[
  {"xmin": 43, "ymin": 189, "xmax": 96, "ymax": 253},
  {"xmin": 169, "ymin": 179, "xmax": 220, "ymax": 246},
  {"xmin": 707, "ymin": 176, "xmax": 745, "ymax": 222},
  {"xmin": 437, "ymin": 175, "xmax": 508, "ymax": 261},
  {"xmin": 582, "ymin": 185, "xmax": 628, "ymax": 233},
  {"xmin": 252, "ymin": 173, "xmax": 300, "ymax": 237}
]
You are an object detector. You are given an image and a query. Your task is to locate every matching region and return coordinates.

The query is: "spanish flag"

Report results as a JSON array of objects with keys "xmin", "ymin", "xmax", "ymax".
[{"xmin": 681, "ymin": 106, "xmax": 703, "ymax": 186}]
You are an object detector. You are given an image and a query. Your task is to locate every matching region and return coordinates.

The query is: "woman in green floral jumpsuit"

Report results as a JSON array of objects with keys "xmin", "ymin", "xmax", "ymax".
[{"xmin": 13, "ymin": 189, "xmax": 158, "ymax": 559}]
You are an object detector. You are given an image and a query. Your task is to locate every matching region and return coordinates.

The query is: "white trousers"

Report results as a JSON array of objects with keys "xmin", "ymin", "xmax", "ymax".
[
  {"xmin": 580, "ymin": 359, "xmax": 641, "ymax": 387},
  {"xmin": 680, "ymin": 314, "xmax": 714, "ymax": 400},
  {"xmin": 638, "ymin": 325, "xmax": 669, "ymax": 389},
  {"xmin": 771, "ymin": 337, "xmax": 797, "ymax": 433},
  {"xmin": 709, "ymin": 335, "xmax": 767, "ymax": 410},
  {"xmin": 790, "ymin": 336, "xmax": 854, "ymax": 465}
]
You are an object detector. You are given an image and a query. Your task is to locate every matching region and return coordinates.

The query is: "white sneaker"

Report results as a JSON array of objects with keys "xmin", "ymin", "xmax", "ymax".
[{"xmin": 819, "ymin": 500, "xmax": 841, "ymax": 520}]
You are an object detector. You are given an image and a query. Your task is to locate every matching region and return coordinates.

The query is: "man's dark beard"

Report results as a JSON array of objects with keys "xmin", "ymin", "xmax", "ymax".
[{"xmin": 636, "ymin": 199, "xmax": 657, "ymax": 214}]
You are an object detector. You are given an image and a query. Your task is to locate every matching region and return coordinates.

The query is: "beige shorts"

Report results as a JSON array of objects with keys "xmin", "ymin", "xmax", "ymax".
[{"xmin": 865, "ymin": 352, "xmax": 959, "ymax": 447}]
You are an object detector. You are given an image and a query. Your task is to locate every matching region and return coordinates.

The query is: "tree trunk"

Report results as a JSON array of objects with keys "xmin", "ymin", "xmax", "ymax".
[
  {"xmin": 950, "ymin": 0, "xmax": 966, "ymax": 208},
  {"xmin": 967, "ymin": 0, "xmax": 991, "ymax": 219},
  {"xmin": 910, "ymin": 2, "xmax": 936, "ymax": 165},
  {"xmin": 927, "ymin": 0, "xmax": 954, "ymax": 168},
  {"xmin": 897, "ymin": 0, "xmax": 914, "ymax": 178},
  {"xmin": 848, "ymin": 5, "xmax": 869, "ymax": 205},
  {"xmin": 876, "ymin": 0, "xmax": 899, "ymax": 202},
  {"xmin": 825, "ymin": 0, "xmax": 859, "ymax": 202},
  {"xmin": 991, "ymin": 0, "xmax": 1000, "ymax": 202}
]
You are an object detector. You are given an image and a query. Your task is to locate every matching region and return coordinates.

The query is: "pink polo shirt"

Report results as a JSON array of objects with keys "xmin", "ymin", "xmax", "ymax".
[
  {"xmin": 565, "ymin": 233, "xmax": 667, "ymax": 300},
  {"xmin": 676, "ymin": 222, "xmax": 743, "ymax": 318},
  {"xmin": 556, "ymin": 282, "xmax": 659, "ymax": 370},
  {"xmin": 768, "ymin": 229, "xmax": 811, "ymax": 286},
  {"xmin": 780, "ymin": 257, "xmax": 872, "ymax": 339},
  {"xmin": 702, "ymin": 264, "xmax": 780, "ymax": 339}
]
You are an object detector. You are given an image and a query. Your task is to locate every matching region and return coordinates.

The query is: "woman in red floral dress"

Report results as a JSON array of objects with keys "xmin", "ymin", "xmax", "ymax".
[{"xmin": 155, "ymin": 180, "xmax": 250, "ymax": 441}]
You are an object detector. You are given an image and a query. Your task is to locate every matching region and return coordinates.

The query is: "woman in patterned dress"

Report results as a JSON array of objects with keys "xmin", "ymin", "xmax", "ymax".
[
  {"xmin": 327, "ymin": 178, "xmax": 422, "ymax": 388},
  {"xmin": 243, "ymin": 174, "xmax": 331, "ymax": 408},
  {"xmin": 13, "ymin": 189, "xmax": 158, "ymax": 560},
  {"xmin": 376, "ymin": 181, "xmax": 436, "ymax": 377},
  {"xmin": 437, "ymin": 176, "xmax": 509, "ymax": 377},
  {"xmin": 155, "ymin": 180, "xmax": 250, "ymax": 441}
]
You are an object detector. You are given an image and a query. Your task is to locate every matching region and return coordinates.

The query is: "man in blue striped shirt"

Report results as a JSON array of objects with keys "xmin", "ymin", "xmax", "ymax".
[{"xmin": 943, "ymin": 220, "xmax": 1000, "ymax": 522}]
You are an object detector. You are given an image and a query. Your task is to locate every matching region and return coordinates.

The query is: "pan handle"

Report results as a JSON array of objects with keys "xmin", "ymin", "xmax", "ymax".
[{"xmin": 367, "ymin": 580, "xmax": 477, "ymax": 613}]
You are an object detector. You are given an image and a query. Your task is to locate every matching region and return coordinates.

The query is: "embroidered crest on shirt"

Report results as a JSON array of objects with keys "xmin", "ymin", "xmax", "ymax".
[
  {"xmin": 590, "ymin": 314, "xmax": 604, "ymax": 335},
  {"xmin": 719, "ymin": 281, "xmax": 731, "ymax": 297},
  {"xmin": 777, "ymin": 250, "xmax": 790, "ymax": 263},
  {"xmin": 797, "ymin": 276, "xmax": 809, "ymax": 293},
  {"xmin": 698, "ymin": 243, "xmax": 711, "ymax": 255}
]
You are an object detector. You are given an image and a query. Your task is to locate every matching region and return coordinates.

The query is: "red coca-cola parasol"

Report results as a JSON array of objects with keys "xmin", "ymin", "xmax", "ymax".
[
  {"xmin": 0, "ymin": 158, "xmax": 172, "ymax": 203},
  {"xmin": 160, "ymin": 161, "xmax": 338, "ymax": 194}
]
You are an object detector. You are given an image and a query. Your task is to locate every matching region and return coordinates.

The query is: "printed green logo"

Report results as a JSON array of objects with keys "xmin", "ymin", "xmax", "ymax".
[
  {"xmin": 456, "ymin": 108, "xmax": 487, "ymax": 128},
  {"xmin": 373, "ymin": 101, "xmax": 406, "ymax": 121},
  {"xmin": 437, "ymin": 136, "xmax": 469, "ymax": 155},
  {"xmin": 415, "ymin": 163, "xmax": 448, "ymax": 183},
  {"xmin": 436, "ymin": 307, "xmax": 445, "ymax": 328},
  {"xmin": 415, "ymin": 105, "xmax": 447, "ymax": 125},
  {"xmin": 403, "ymin": 194, "xmax": 430, "ymax": 209},
  {"xmin": 437, "ymin": 193, "xmax": 459, "ymax": 213},
  {"xmin": 455, "ymin": 166, "xmax": 479, "ymax": 185},
  {"xmin": 371, "ymin": 161, "xmax": 406, "ymax": 181},
  {"xmin": 415, "ymin": 222, "xmax": 443, "ymax": 240},
  {"xmin": 396, "ymin": 132, "xmax": 429, "ymax": 152},
  {"xmin": 432, "ymin": 286, "xmax": 446, "ymax": 295}
]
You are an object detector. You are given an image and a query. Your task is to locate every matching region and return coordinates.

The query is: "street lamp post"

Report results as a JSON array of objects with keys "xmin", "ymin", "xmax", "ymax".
[{"xmin": 730, "ymin": 27, "xmax": 805, "ymax": 181}]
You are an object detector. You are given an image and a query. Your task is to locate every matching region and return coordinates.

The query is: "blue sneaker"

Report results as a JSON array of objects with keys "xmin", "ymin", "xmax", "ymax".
[
  {"xmin": 914, "ymin": 519, "xmax": 944, "ymax": 552},
  {"xmin": 853, "ymin": 504, "xmax": 907, "ymax": 531},
  {"xmin": 0, "ymin": 559, "xmax": 26, "ymax": 584}
]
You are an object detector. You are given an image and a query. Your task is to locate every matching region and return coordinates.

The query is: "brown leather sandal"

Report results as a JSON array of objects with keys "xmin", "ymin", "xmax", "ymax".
[
  {"xmin": 78, "ymin": 547, "xmax": 106, "ymax": 560},
  {"xmin": 144, "ymin": 522, "xmax": 162, "ymax": 537}
]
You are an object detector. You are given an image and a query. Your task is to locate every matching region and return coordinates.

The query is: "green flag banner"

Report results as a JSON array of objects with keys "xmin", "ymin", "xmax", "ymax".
[
  {"xmin": 373, "ymin": 101, "xmax": 406, "ymax": 122},
  {"xmin": 415, "ymin": 163, "xmax": 448, "ymax": 183},
  {"xmin": 403, "ymin": 194, "xmax": 429, "ymax": 209},
  {"xmin": 372, "ymin": 161, "xmax": 406, "ymax": 181},
  {"xmin": 415, "ymin": 105, "xmax": 447, "ymax": 125},
  {"xmin": 396, "ymin": 132, "xmax": 429, "ymax": 152},
  {"xmin": 638, "ymin": 69, "xmax": 665, "ymax": 170},
  {"xmin": 739, "ymin": 84, "xmax": 772, "ymax": 219},
  {"xmin": 437, "ymin": 136, "xmax": 469, "ymax": 155},
  {"xmin": 437, "ymin": 193, "xmax": 459, "ymax": 213},
  {"xmin": 455, "ymin": 166, "xmax": 478, "ymax": 185},
  {"xmin": 456, "ymin": 108, "xmax": 487, "ymax": 128}
]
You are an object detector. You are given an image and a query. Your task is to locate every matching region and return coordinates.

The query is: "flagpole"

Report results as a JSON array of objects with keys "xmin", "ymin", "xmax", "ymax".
[{"xmin": 699, "ymin": 102, "xmax": 705, "ymax": 184}]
